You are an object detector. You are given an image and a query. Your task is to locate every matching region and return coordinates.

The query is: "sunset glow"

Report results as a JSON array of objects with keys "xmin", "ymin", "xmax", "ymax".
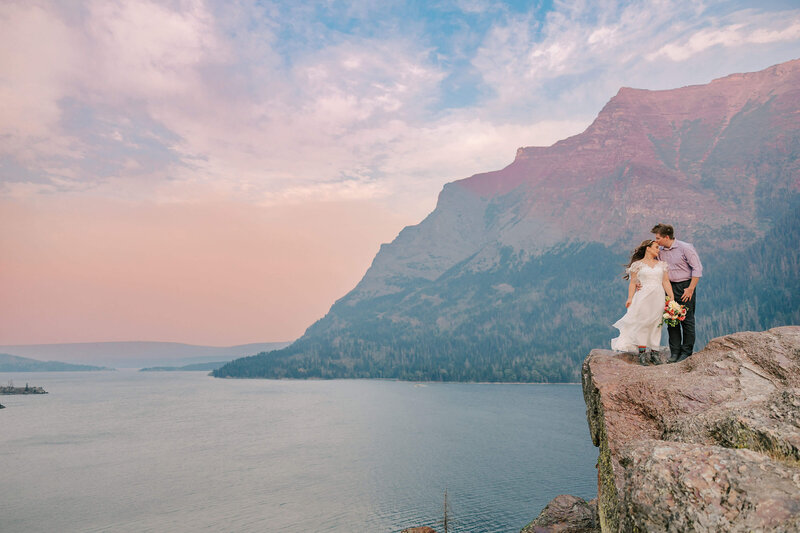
[{"xmin": 2, "ymin": 0, "xmax": 799, "ymax": 346}]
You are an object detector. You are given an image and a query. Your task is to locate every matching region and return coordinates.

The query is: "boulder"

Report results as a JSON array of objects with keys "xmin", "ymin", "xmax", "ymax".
[
  {"xmin": 521, "ymin": 494, "xmax": 600, "ymax": 532},
  {"xmin": 582, "ymin": 326, "xmax": 800, "ymax": 532}
]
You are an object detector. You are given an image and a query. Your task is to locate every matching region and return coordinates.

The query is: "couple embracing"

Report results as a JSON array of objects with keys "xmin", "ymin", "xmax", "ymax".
[{"xmin": 611, "ymin": 223, "xmax": 703, "ymax": 364}]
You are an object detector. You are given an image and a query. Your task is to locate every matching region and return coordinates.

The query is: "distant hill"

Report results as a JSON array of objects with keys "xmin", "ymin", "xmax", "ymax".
[
  {"xmin": 0, "ymin": 341, "xmax": 291, "ymax": 369},
  {"xmin": 215, "ymin": 59, "xmax": 800, "ymax": 383},
  {"xmin": 140, "ymin": 361, "xmax": 228, "ymax": 372},
  {"xmin": 0, "ymin": 353, "xmax": 110, "ymax": 372}
]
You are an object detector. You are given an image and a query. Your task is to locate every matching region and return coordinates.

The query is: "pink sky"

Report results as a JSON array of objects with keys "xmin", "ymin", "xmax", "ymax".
[
  {"xmin": 2, "ymin": 1, "xmax": 799, "ymax": 346},
  {"xmin": 0, "ymin": 196, "xmax": 406, "ymax": 345}
]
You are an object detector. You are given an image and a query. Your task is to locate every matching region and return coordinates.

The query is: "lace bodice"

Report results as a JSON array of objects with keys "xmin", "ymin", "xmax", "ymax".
[{"xmin": 629, "ymin": 260, "xmax": 667, "ymax": 288}]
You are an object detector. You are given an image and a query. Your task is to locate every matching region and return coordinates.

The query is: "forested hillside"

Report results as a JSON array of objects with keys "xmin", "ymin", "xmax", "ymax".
[{"xmin": 216, "ymin": 194, "xmax": 799, "ymax": 382}]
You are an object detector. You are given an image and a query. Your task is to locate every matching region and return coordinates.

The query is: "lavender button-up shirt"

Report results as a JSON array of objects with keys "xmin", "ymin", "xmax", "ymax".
[{"xmin": 658, "ymin": 240, "xmax": 703, "ymax": 282}]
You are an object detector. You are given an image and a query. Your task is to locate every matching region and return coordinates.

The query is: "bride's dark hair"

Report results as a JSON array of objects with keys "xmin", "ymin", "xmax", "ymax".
[{"xmin": 622, "ymin": 239, "xmax": 655, "ymax": 279}]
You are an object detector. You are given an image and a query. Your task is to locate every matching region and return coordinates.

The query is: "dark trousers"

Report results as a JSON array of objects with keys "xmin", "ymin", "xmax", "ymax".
[{"xmin": 668, "ymin": 280, "xmax": 696, "ymax": 359}]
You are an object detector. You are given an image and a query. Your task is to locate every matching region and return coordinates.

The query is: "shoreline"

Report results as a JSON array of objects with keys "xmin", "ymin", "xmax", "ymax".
[{"xmin": 212, "ymin": 376, "xmax": 582, "ymax": 385}]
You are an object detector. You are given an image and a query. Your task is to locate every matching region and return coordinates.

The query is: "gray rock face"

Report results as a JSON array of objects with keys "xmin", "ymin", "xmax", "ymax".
[
  {"xmin": 582, "ymin": 326, "xmax": 800, "ymax": 532},
  {"xmin": 521, "ymin": 494, "xmax": 600, "ymax": 533}
]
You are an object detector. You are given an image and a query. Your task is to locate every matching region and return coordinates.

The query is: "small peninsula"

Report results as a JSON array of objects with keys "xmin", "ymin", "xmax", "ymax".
[{"xmin": 0, "ymin": 383, "xmax": 48, "ymax": 395}]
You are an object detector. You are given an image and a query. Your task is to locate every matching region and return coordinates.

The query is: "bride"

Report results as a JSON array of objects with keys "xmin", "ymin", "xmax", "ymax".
[{"xmin": 611, "ymin": 239, "xmax": 675, "ymax": 358}]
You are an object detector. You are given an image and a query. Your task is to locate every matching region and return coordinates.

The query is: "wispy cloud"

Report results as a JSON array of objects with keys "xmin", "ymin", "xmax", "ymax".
[
  {"xmin": 648, "ymin": 13, "xmax": 800, "ymax": 62},
  {"xmin": 468, "ymin": 1, "xmax": 800, "ymax": 123}
]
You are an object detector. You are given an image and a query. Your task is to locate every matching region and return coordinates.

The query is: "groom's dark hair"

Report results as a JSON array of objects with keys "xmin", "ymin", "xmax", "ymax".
[{"xmin": 651, "ymin": 223, "xmax": 674, "ymax": 238}]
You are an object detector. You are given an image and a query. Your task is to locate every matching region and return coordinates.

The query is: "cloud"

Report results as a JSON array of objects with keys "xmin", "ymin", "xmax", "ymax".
[
  {"xmin": 82, "ymin": 0, "xmax": 226, "ymax": 100},
  {"xmin": 470, "ymin": 1, "xmax": 800, "ymax": 120},
  {"xmin": 0, "ymin": 3, "xmax": 79, "ymax": 138},
  {"xmin": 3, "ymin": 0, "xmax": 800, "ymax": 345},
  {"xmin": 648, "ymin": 14, "xmax": 800, "ymax": 62},
  {"xmin": 0, "ymin": 0, "xmax": 224, "ymax": 196},
  {"xmin": 2, "ymin": 0, "xmax": 800, "ymax": 213}
]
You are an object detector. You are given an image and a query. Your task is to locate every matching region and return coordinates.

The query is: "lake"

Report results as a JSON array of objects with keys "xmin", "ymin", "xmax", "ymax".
[{"xmin": 0, "ymin": 371, "xmax": 598, "ymax": 532}]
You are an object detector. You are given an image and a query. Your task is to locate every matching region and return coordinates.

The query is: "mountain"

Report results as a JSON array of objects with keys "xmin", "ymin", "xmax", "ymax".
[
  {"xmin": 0, "ymin": 353, "xmax": 110, "ymax": 372},
  {"xmin": 140, "ymin": 362, "xmax": 228, "ymax": 372},
  {"xmin": 215, "ymin": 59, "xmax": 800, "ymax": 382},
  {"xmin": 0, "ymin": 341, "xmax": 291, "ymax": 369}
]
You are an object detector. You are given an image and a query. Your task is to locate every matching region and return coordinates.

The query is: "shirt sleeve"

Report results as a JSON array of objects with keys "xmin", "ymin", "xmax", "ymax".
[
  {"xmin": 683, "ymin": 244, "xmax": 703, "ymax": 278},
  {"xmin": 628, "ymin": 261, "xmax": 642, "ymax": 275}
]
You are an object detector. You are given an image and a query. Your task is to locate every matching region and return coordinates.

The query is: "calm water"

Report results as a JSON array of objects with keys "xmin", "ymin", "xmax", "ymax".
[{"xmin": 0, "ymin": 371, "xmax": 597, "ymax": 532}]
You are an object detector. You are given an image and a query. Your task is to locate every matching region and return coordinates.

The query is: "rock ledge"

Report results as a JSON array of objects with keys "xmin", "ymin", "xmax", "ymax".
[
  {"xmin": 581, "ymin": 326, "xmax": 800, "ymax": 532},
  {"xmin": 521, "ymin": 494, "xmax": 599, "ymax": 532}
]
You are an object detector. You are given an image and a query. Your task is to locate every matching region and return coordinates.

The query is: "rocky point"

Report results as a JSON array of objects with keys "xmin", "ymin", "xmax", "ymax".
[{"xmin": 579, "ymin": 326, "xmax": 800, "ymax": 532}]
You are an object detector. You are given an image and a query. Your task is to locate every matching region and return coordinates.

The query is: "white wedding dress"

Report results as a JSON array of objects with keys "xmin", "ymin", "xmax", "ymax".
[{"xmin": 611, "ymin": 260, "xmax": 668, "ymax": 352}]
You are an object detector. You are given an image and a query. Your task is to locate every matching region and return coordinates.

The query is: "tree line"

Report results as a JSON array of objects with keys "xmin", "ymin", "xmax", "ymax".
[{"xmin": 214, "ymin": 194, "xmax": 799, "ymax": 382}]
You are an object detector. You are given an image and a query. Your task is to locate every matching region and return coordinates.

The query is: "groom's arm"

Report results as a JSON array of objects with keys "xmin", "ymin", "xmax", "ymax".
[{"xmin": 681, "ymin": 245, "xmax": 702, "ymax": 302}]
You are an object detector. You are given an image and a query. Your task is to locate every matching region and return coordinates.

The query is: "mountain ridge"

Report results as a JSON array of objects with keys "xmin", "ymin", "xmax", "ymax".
[
  {"xmin": 0, "ymin": 353, "xmax": 110, "ymax": 372},
  {"xmin": 215, "ymin": 58, "xmax": 800, "ymax": 382},
  {"xmin": 346, "ymin": 58, "xmax": 799, "ymax": 306},
  {"xmin": 0, "ymin": 341, "xmax": 291, "ymax": 369}
]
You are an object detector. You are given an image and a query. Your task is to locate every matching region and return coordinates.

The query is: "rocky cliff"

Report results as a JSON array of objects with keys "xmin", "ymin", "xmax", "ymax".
[
  {"xmin": 351, "ymin": 58, "xmax": 800, "ymax": 303},
  {"xmin": 215, "ymin": 59, "xmax": 800, "ymax": 382},
  {"xmin": 574, "ymin": 326, "xmax": 800, "ymax": 532}
]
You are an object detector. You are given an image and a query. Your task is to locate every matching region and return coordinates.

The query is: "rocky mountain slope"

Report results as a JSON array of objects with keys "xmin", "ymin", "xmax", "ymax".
[{"xmin": 215, "ymin": 59, "xmax": 800, "ymax": 382}]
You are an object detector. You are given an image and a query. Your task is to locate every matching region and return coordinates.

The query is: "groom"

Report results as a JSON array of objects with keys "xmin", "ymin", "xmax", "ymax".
[{"xmin": 651, "ymin": 223, "xmax": 703, "ymax": 362}]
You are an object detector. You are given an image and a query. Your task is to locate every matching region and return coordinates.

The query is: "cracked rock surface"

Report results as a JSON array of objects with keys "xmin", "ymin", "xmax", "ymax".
[
  {"xmin": 582, "ymin": 326, "xmax": 800, "ymax": 532},
  {"xmin": 521, "ymin": 494, "xmax": 600, "ymax": 533}
]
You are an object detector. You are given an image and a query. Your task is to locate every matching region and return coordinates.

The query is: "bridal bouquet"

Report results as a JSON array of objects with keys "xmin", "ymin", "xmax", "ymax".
[{"xmin": 662, "ymin": 299, "xmax": 687, "ymax": 327}]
